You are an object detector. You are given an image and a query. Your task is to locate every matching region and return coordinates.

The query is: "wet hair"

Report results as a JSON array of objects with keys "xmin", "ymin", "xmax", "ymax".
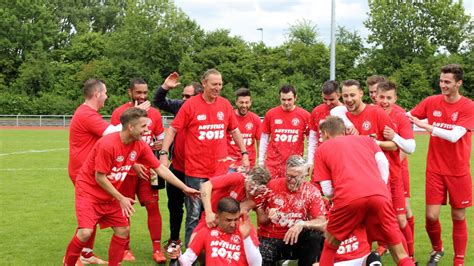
[
  {"xmin": 129, "ymin": 78, "xmax": 147, "ymax": 90},
  {"xmin": 189, "ymin": 82, "xmax": 203, "ymax": 94},
  {"xmin": 286, "ymin": 155, "xmax": 307, "ymax": 171},
  {"xmin": 376, "ymin": 81, "xmax": 397, "ymax": 95},
  {"xmin": 342, "ymin": 79, "xmax": 362, "ymax": 91},
  {"xmin": 279, "ymin": 85, "xmax": 297, "ymax": 97},
  {"xmin": 247, "ymin": 166, "xmax": 270, "ymax": 185},
  {"xmin": 120, "ymin": 107, "xmax": 147, "ymax": 127},
  {"xmin": 441, "ymin": 64, "xmax": 463, "ymax": 82},
  {"xmin": 322, "ymin": 80, "xmax": 340, "ymax": 95},
  {"xmin": 319, "ymin": 116, "xmax": 345, "ymax": 137},
  {"xmin": 83, "ymin": 79, "xmax": 105, "ymax": 99},
  {"xmin": 217, "ymin": 197, "xmax": 240, "ymax": 214},
  {"xmin": 366, "ymin": 75, "xmax": 387, "ymax": 86},
  {"xmin": 201, "ymin": 69, "xmax": 221, "ymax": 81},
  {"xmin": 235, "ymin": 87, "xmax": 251, "ymax": 99}
]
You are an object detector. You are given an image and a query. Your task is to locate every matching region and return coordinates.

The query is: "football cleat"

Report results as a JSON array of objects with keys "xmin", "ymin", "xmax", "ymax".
[
  {"xmin": 152, "ymin": 250, "xmax": 167, "ymax": 264},
  {"xmin": 122, "ymin": 249, "xmax": 136, "ymax": 262},
  {"xmin": 79, "ymin": 254, "xmax": 108, "ymax": 264},
  {"xmin": 62, "ymin": 256, "xmax": 84, "ymax": 266},
  {"xmin": 427, "ymin": 250, "xmax": 444, "ymax": 266}
]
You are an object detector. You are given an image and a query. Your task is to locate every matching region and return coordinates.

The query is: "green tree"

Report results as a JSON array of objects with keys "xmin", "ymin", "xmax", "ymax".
[{"xmin": 286, "ymin": 19, "xmax": 319, "ymax": 46}]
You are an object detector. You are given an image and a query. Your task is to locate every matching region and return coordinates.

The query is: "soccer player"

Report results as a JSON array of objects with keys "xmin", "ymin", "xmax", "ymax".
[
  {"xmin": 256, "ymin": 155, "xmax": 326, "ymax": 265},
  {"xmin": 152, "ymin": 72, "xmax": 203, "ymax": 248},
  {"xmin": 258, "ymin": 85, "xmax": 311, "ymax": 179},
  {"xmin": 366, "ymin": 75, "xmax": 388, "ymax": 104},
  {"xmin": 227, "ymin": 88, "xmax": 262, "ymax": 170},
  {"xmin": 313, "ymin": 116, "xmax": 415, "ymax": 266},
  {"xmin": 167, "ymin": 197, "xmax": 262, "ymax": 266},
  {"xmin": 160, "ymin": 69, "xmax": 250, "ymax": 246},
  {"xmin": 376, "ymin": 81, "xmax": 417, "ymax": 259},
  {"xmin": 407, "ymin": 64, "xmax": 474, "ymax": 266},
  {"xmin": 110, "ymin": 78, "xmax": 166, "ymax": 263},
  {"xmin": 68, "ymin": 78, "xmax": 123, "ymax": 264},
  {"xmin": 63, "ymin": 108, "xmax": 200, "ymax": 266}
]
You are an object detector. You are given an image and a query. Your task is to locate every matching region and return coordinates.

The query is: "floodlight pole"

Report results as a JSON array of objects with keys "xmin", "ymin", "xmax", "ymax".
[
  {"xmin": 257, "ymin": 28, "xmax": 263, "ymax": 43},
  {"xmin": 330, "ymin": 0, "xmax": 336, "ymax": 80}
]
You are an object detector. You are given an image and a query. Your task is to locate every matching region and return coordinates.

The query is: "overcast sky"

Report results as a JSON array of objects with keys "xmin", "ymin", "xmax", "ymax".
[{"xmin": 174, "ymin": 0, "xmax": 474, "ymax": 47}]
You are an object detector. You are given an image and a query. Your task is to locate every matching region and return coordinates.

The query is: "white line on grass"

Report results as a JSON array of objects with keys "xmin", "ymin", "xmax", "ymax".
[
  {"xmin": 0, "ymin": 148, "xmax": 67, "ymax": 156},
  {"xmin": 0, "ymin": 168, "xmax": 67, "ymax": 171}
]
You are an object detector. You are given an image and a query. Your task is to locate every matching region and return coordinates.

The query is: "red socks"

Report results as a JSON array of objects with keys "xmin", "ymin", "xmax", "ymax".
[
  {"xmin": 426, "ymin": 218, "xmax": 443, "ymax": 251},
  {"xmin": 397, "ymin": 256, "xmax": 415, "ymax": 266},
  {"xmin": 400, "ymin": 224, "xmax": 414, "ymax": 256},
  {"xmin": 80, "ymin": 226, "xmax": 97, "ymax": 258},
  {"xmin": 407, "ymin": 215, "xmax": 415, "ymax": 239},
  {"xmin": 452, "ymin": 219, "xmax": 467, "ymax": 266},
  {"xmin": 64, "ymin": 234, "xmax": 86, "ymax": 266},
  {"xmin": 108, "ymin": 234, "xmax": 128, "ymax": 266},
  {"xmin": 319, "ymin": 240, "xmax": 338, "ymax": 266},
  {"xmin": 145, "ymin": 203, "xmax": 162, "ymax": 252}
]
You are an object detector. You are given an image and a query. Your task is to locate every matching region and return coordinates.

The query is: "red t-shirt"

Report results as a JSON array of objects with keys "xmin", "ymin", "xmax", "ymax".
[
  {"xmin": 75, "ymin": 132, "xmax": 160, "ymax": 203},
  {"xmin": 313, "ymin": 135, "xmax": 389, "ymax": 208},
  {"xmin": 171, "ymin": 94, "xmax": 239, "ymax": 178},
  {"xmin": 335, "ymin": 226, "xmax": 371, "ymax": 263},
  {"xmin": 389, "ymin": 109, "xmax": 414, "ymax": 181},
  {"xmin": 68, "ymin": 104, "xmax": 110, "ymax": 182},
  {"xmin": 189, "ymin": 225, "xmax": 259, "ymax": 266},
  {"xmin": 258, "ymin": 179, "xmax": 326, "ymax": 239},
  {"xmin": 310, "ymin": 104, "xmax": 332, "ymax": 145},
  {"xmin": 110, "ymin": 102, "xmax": 164, "ymax": 146},
  {"xmin": 227, "ymin": 111, "xmax": 262, "ymax": 168},
  {"xmin": 392, "ymin": 103, "xmax": 406, "ymax": 113},
  {"xmin": 209, "ymin": 173, "xmax": 247, "ymax": 211},
  {"xmin": 262, "ymin": 106, "xmax": 311, "ymax": 179},
  {"xmin": 410, "ymin": 95, "xmax": 474, "ymax": 175}
]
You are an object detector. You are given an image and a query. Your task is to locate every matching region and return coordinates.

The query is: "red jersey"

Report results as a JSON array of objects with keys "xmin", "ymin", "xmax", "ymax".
[
  {"xmin": 171, "ymin": 94, "xmax": 239, "ymax": 178},
  {"xmin": 258, "ymin": 179, "xmax": 325, "ymax": 239},
  {"xmin": 313, "ymin": 135, "xmax": 390, "ymax": 207},
  {"xmin": 190, "ymin": 225, "xmax": 259, "ymax": 266},
  {"xmin": 335, "ymin": 226, "xmax": 371, "ymax": 263},
  {"xmin": 68, "ymin": 104, "xmax": 110, "ymax": 182},
  {"xmin": 389, "ymin": 109, "xmax": 414, "ymax": 182},
  {"xmin": 75, "ymin": 132, "xmax": 160, "ymax": 203},
  {"xmin": 209, "ymin": 173, "xmax": 247, "ymax": 211},
  {"xmin": 392, "ymin": 103, "xmax": 406, "ymax": 113},
  {"xmin": 110, "ymin": 102, "xmax": 164, "ymax": 146},
  {"xmin": 310, "ymin": 104, "xmax": 332, "ymax": 145},
  {"xmin": 262, "ymin": 106, "xmax": 311, "ymax": 179},
  {"xmin": 410, "ymin": 95, "xmax": 474, "ymax": 175},
  {"xmin": 227, "ymin": 111, "xmax": 262, "ymax": 168}
]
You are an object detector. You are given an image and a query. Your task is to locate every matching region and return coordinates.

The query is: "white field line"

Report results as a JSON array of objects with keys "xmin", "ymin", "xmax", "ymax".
[
  {"xmin": 0, "ymin": 148, "xmax": 67, "ymax": 156},
  {"xmin": 0, "ymin": 168, "xmax": 67, "ymax": 171}
]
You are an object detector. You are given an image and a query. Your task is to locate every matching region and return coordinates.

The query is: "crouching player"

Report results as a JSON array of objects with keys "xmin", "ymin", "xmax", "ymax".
[
  {"xmin": 167, "ymin": 197, "xmax": 262, "ymax": 265},
  {"xmin": 63, "ymin": 108, "xmax": 200, "ymax": 266},
  {"xmin": 313, "ymin": 116, "xmax": 414, "ymax": 266}
]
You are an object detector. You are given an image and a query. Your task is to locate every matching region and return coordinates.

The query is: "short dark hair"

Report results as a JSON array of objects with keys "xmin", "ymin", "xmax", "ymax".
[
  {"xmin": 319, "ymin": 116, "xmax": 345, "ymax": 136},
  {"xmin": 441, "ymin": 64, "xmax": 463, "ymax": 82},
  {"xmin": 217, "ymin": 197, "xmax": 240, "ymax": 214},
  {"xmin": 342, "ymin": 79, "xmax": 362, "ymax": 90},
  {"xmin": 189, "ymin": 82, "xmax": 203, "ymax": 94},
  {"xmin": 129, "ymin": 78, "xmax": 147, "ymax": 90},
  {"xmin": 235, "ymin": 87, "xmax": 251, "ymax": 99},
  {"xmin": 120, "ymin": 107, "xmax": 147, "ymax": 127},
  {"xmin": 322, "ymin": 80, "xmax": 339, "ymax": 95},
  {"xmin": 279, "ymin": 85, "xmax": 297, "ymax": 97},
  {"xmin": 366, "ymin": 75, "xmax": 387, "ymax": 86},
  {"xmin": 83, "ymin": 79, "xmax": 105, "ymax": 99},
  {"xmin": 376, "ymin": 81, "xmax": 397, "ymax": 95}
]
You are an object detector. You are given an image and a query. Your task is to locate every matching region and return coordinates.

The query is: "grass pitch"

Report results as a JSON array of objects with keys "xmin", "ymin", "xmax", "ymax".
[{"xmin": 0, "ymin": 128, "xmax": 472, "ymax": 265}]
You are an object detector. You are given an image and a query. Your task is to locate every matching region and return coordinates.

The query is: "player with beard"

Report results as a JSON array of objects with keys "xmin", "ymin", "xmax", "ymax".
[
  {"xmin": 407, "ymin": 64, "xmax": 474, "ymax": 266},
  {"xmin": 64, "ymin": 108, "xmax": 200, "ymax": 266},
  {"xmin": 227, "ymin": 88, "xmax": 262, "ymax": 171},
  {"xmin": 259, "ymin": 85, "xmax": 311, "ymax": 179},
  {"xmin": 256, "ymin": 155, "xmax": 326, "ymax": 265},
  {"xmin": 110, "ymin": 78, "xmax": 167, "ymax": 263}
]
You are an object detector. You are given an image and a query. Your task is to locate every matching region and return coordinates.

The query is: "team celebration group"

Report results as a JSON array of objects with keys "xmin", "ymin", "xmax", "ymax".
[{"xmin": 63, "ymin": 64, "xmax": 473, "ymax": 266}]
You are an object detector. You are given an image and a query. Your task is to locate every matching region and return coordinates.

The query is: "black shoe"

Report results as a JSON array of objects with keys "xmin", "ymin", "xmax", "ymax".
[
  {"xmin": 427, "ymin": 250, "xmax": 444, "ymax": 266},
  {"xmin": 366, "ymin": 251, "xmax": 382, "ymax": 266}
]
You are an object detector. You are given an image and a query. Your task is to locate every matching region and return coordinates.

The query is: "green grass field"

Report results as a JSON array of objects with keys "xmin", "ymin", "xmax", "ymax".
[{"xmin": 0, "ymin": 128, "xmax": 472, "ymax": 265}]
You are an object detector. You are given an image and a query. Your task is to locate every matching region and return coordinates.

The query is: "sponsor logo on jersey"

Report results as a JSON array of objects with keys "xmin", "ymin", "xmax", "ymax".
[
  {"xmin": 197, "ymin": 114, "xmax": 207, "ymax": 121},
  {"xmin": 230, "ymin": 191, "xmax": 238, "ymax": 199},
  {"xmin": 451, "ymin": 112, "xmax": 458, "ymax": 121},
  {"xmin": 294, "ymin": 200, "xmax": 304, "ymax": 210},
  {"xmin": 217, "ymin": 111, "xmax": 224, "ymax": 121},
  {"xmin": 210, "ymin": 230, "xmax": 219, "ymax": 236},
  {"xmin": 291, "ymin": 118, "xmax": 300, "ymax": 126},
  {"xmin": 116, "ymin": 156, "xmax": 124, "ymax": 162},
  {"xmin": 274, "ymin": 198, "xmax": 284, "ymax": 206},
  {"xmin": 362, "ymin": 121, "xmax": 371, "ymax": 131},
  {"xmin": 245, "ymin": 122, "xmax": 253, "ymax": 130},
  {"xmin": 130, "ymin": 151, "xmax": 137, "ymax": 161},
  {"xmin": 433, "ymin": 110, "xmax": 442, "ymax": 117},
  {"xmin": 275, "ymin": 119, "xmax": 283, "ymax": 124}
]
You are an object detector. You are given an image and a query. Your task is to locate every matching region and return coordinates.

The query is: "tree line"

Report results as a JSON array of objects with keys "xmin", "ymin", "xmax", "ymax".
[{"xmin": 1, "ymin": 0, "xmax": 472, "ymax": 116}]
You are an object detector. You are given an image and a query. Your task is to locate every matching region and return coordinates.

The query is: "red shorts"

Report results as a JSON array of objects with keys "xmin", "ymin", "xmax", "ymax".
[
  {"xmin": 75, "ymin": 195, "xmax": 129, "ymax": 229},
  {"xmin": 120, "ymin": 174, "xmax": 159, "ymax": 206},
  {"xmin": 389, "ymin": 174, "xmax": 406, "ymax": 215},
  {"xmin": 426, "ymin": 171, "xmax": 472, "ymax": 208},
  {"xmin": 327, "ymin": 195, "xmax": 402, "ymax": 246},
  {"xmin": 401, "ymin": 159, "xmax": 410, "ymax": 197}
]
